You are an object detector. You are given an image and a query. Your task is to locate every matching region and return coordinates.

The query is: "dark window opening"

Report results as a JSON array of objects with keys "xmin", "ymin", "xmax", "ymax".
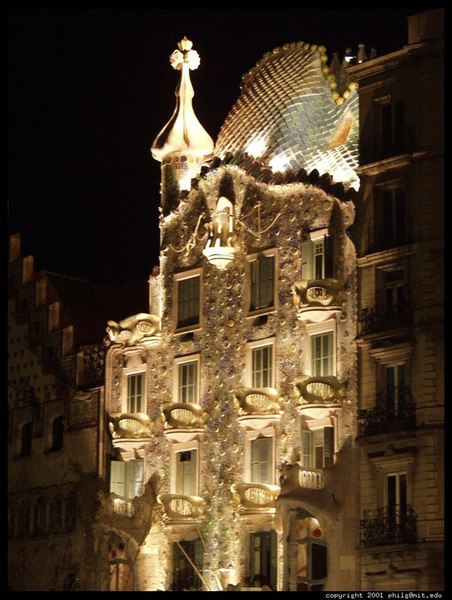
[{"xmin": 173, "ymin": 539, "xmax": 204, "ymax": 591}]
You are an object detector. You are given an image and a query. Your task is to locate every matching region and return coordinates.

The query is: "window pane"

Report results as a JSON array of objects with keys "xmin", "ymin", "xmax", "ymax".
[
  {"xmin": 311, "ymin": 333, "xmax": 333, "ymax": 376},
  {"xmin": 250, "ymin": 256, "xmax": 275, "ymax": 311},
  {"xmin": 176, "ymin": 450, "xmax": 197, "ymax": 495},
  {"xmin": 251, "ymin": 437, "xmax": 272, "ymax": 484},
  {"xmin": 252, "ymin": 345, "xmax": 273, "ymax": 388},
  {"xmin": 179, "ymin": 362, "xmax": 197, "ymax": 403},
  {"xmin": 178, "ymin": 276, "xmax": 200, "ymax": 328},
  {"xmin": 127, "ymin": 373, "xmax": 144, "ymax": 413}
]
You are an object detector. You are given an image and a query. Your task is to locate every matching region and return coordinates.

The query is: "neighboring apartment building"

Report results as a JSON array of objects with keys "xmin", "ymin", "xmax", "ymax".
[
  {"xmin": 348, "ymin": 9, "xmax": 444, "ymax": 592},
  {"xmin": 7, "ymin": 233, "xmax": 147, "ymax": 591}
]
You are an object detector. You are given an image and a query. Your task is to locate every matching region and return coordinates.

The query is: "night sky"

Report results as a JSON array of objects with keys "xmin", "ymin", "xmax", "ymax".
[{"xmin": 8, "ymin": 9, "xmax": 427, "ymax": 287}]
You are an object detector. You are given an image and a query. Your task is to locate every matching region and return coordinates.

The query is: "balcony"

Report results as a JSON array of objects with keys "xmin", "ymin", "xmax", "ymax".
[
  {"xmin": 296, "ymin": 375, "xmax": 345, "ymax": 418},
  {"xmin": 299, "ymin": 467, "xmax": 325, "ymax": 490},
  {"xmin": 358, "ymin": 387, "xmax": 416, "ymax": 436},
  {"xmin": 360, "ymin": 505, "xmax": 417, "ymax": 547},
  {"xmin": 360, "ymin": 126, "xmax": 415, "ymax": 165},
  {"xmin": 358, "ymin": 299, "xmax": 412, "ymax": 336},
  {"xmin": 108, "ymin": 412, "xmax": 153, "ymax": 439},
  {"xmin": 105, "ymin": 313, "xmax": 161, "ymax": 348},
  {"xmin": 157, "ymin": 493, "xmax": 206, "ymax": 520},
  {"xmin": 234, "ymin": 387, "xmax": 283, "ymax": 416},
  {"xmin": 231, "ymin": 482, "xmax": 280, "ymax": 511},
  {"xmin": 162, "ymin": 403, "xmax": 206, "ymax": 430},
  {"xmin": 292, "ymin": 279, "xmax": 342, "ymax": 323}
]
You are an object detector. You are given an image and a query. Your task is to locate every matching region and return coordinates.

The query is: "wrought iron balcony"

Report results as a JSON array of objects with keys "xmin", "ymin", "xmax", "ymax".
[
  {"xmin": 358, "ymin": 387, "xmax": 415, "ymax": 436},
  {"xmin": 157, "ymin": 493, "xmax": 206, "ymax": 520},
  {"xmin": 162, "ymin": 403, "xmax": 206, "ymax": 429},
  {"xmin": 231, "ymin": 482, "xmax": 280, "ymax": 511},
  {"xmin": 108, "ymin": 412, "xmax": 153, "ymax": 439},
  {"xmin": 299, "ymin": 467, "xmax": 325, "ymax": 490},
  {"xmin": 358, "ymin": 299, "xmax": 412, "ymax": 336},
  {"xmin": 360, "ymin": 505, "xmax": 417, "ymax": 547},
  {"xmin": 233, "ymin": 387, "xmax": 283, "ymax": 416}
]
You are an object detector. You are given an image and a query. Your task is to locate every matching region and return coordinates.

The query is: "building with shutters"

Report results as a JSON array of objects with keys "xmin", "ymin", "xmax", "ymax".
[
  {"xmin": 348, "ymin": 8, "xmax": 444, "ymax": 591},
  {"xmin": 102, "ymin": 35, "xmax": 361, "ymax": 592}
]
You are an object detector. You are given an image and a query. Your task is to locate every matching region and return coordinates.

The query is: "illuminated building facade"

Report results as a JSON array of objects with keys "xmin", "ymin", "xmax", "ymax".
[{"xmin": 103, "ymin": 36, "xmax": 361, "ymax": 591}]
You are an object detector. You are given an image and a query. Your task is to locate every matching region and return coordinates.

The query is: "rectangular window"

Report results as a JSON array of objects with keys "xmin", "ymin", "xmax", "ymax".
[
  {"xmin": 110, "ymin": 459, "xmax": 144, "ymax": 499},
  {"xmin": 173, "ymin": 539, "xmax": 204, "ymax": 592},
  {"xmin": 127, "ymin": 373, "xmax": 144, "ymax": 413},
  {"xmin": 177, "ymin": 275, "xmax": 200, "ymax": 329},
  {"xmin": 175, "ymin": 449, "xmax": 197, "ymax": 496},
  {"xmin": 251, "ymin": 437, "xmax": 273, "ymax": 484},
  {"xmin": 311, "ymin": 332, "xmax": 334, "ymax": 377},
  {"xmin": 381, "ymin": 101, "xmax": 405, "ymax": 156},
  {"xmin": 301, "ymin": 427, "xmax": 334, "ymax": 469},
  {"xmin": 382, "ymin": 268, "xmax": 406, "ymax": 313},
  {"xmin": 250, "ymin": 255, "xmax": 275, "ymax": 312},
  {"xmin": 385, "ymin": 364, "xmax": 407, "ymax": 416},
  {"xmin": 301, "ymin": 235, "xmax": 333, "ymax": 280},
  {"xmin": 386, "ymin": 472, "xmax": 408, "ymax": 523},
  {"xmin": 178, "ymin": 361, "xmax": 198, "ymax": 404},
  {"xmin": 252, "ymin": 345, "xmax": 273, "ymax": 388},
  {"xmin": 249, "ymin": 531, "xmax": 277, "ymax": 591}
]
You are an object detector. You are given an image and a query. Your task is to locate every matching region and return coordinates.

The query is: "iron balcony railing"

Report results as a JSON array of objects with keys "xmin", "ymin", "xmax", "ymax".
[
  {"xmin": 366, "ymin": 223, "xmax": 410, "ymax": 254},
  {"xmin": 360, "ymin": 505, "xmax": 417, "ymax": 547},
  {"xmin": 358, "ymin": 386, "xmax": 416, "ymax": 436},
  {"xmin": 358, "ymin": 298, "xmax": 412, "ymax": 336}
]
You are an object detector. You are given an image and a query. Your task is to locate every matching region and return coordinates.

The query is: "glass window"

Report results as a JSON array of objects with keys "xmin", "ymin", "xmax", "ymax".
[
  {"xmin": 50, "ymin": 416, "xmax": 64, "ymax": 451},
  {"xmin": 250, "ymin": 255, "xmax": 275, "ymax": 312},
  {"xmin": 178, "ymin": 361, "xmax": 198, "ymax": 404},
  {"xmin": 383, "ymin": 269, "xmax": 406, "ymax": 313},
  {"xmin": 127, "ymin": 373, "xmax": 144, "ymax": 413},
  {"xmin": 252, "ymin": 345, "xmax": 273, "ymax": 388},
  {"xmin": 251, "ymin": 437, "xmax": 273, "ymax": 484},
  {"xmin": 301, "ymin": 427, "xmax": 334, "ymax": 469},
  {"xmin": 386, "ymin": 472, "xmax": 408, "ymax": 523},
  {"xmin": 385, "ymin": 364, "xmax": 407, "ymax": 416},
  {"xmin": 173, "ymin": 539, "xmax": 204, "ymax": 592},
  {"xmin": 311, "ymin": 332, "xmax": 334, "ymax": 377},
  {"xmin": 110, "ymin": 459, "xmax": 144, "ymax": 500},
  {"xmin": 175, "ymin": 450, "xmax": 197, "ymax": 496},
  {"xmin": 249, "ymin": 531, "xmax": 277, "ymax": 591},
  {"xmin": 302, "ymin": 236, "xmax": 333, "ymax": 280},
  {"xmin": 177, "ymin": 276, "xmax": 200, "ymax": 329}
]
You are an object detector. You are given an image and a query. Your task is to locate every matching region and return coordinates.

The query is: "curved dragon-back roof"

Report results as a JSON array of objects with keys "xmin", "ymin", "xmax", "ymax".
[{"xmin": 215, "ymin": 42, "xmax": 360, "ymax": 190}]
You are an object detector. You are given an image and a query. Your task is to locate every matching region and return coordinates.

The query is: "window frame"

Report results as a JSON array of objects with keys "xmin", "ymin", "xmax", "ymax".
[
  {"xmin": 246, "ymin": 249, "xmax": 278, "ymax": 317},
  {"xmin": 301, "ymin": 229, "xmax": 333, "ymax": 281},
  {"xmin": 109, "ymin": 458, "xmax": 144, "ymax": 500},
  {"xmin": 301, "ymin": 418, "xmax": 336, "ymax": 469},
  {"xmin": 121, "ymin": 367, "xmax": 146, "ymax": 414},
  {"xmin": 246, "ymin": 337, "xmax": 276, "ymax": 389},
  {"xmin": 305, "ymin": 321, "xmax": 337, "ymax": 378},
  {"xmin": 171, "ymin": 440, "xmax": 200, "ymax": 496},
  {"xmin": 173, "ymin": 268, "xmax": 203, "ymax": 334},
  {"xmin": 173, "ymin": 354, "xmax": 201, "ymax": 405},
  {"xmin": 244, "ymin": 427, "xmax": 276, "ymax": 485}
]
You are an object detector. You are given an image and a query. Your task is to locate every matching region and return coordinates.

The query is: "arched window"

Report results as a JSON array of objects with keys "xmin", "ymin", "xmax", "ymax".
[
  {"xmin": 49, "ymin": 416, "xmax": 64, "ymax": 451},
  {"xmin": 20, "ymin": 422, "xmax": 33, "ymax": 457}
]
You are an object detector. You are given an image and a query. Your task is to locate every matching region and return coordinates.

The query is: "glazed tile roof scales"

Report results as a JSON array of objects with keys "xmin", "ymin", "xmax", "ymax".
[{"xmin": 215, "ymin": 42, "xmax": 360, "ymax": 190}]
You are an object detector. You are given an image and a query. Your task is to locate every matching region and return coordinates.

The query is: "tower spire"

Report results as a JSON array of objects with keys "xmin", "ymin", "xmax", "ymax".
[{"xmin": 151, "ymin": 37, "xmax": 214, "ymax": 162}]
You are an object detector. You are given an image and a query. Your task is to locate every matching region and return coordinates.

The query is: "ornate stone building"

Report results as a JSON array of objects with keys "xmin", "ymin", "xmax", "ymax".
[{"xmin": 103, "ymin": 35, "xmax": 361, "ymax": 591}]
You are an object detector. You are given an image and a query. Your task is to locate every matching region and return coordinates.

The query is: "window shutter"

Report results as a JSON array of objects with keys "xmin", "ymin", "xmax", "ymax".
[
  {"xmin": 176, "ymin": 450, "xmax": 197, "ymax": 495},
  {"xmin": 251, "ymin": 260, "xmax": 258, "ymax": 310},
  {"xmin": 324, "ymin": 235, "xmax": 333, "ymax": 278},
  {"xmin": 251, "ymin": 437, "xmax": 272, "ymax": 484},
  {"xmin": 110, "ymin": 461, "xmax": 126, "ymax": 497},
  {"xmin": 323, "ymin": 427, "xmax": 335, "ymax": 468},
  {"xmin": 259, "ymin": 256, "xmax": 274, "ymax": 309},
  {"xmin": 126, "ymin": 459, "xmax": 144, "ymax": 499},
  {"xmin": 301, "ymin": 240, "xmax": 312, "ymax": 280},
  {"xmin": 302, "ymin": 430, "xmax": 313, "ymax": 468}
]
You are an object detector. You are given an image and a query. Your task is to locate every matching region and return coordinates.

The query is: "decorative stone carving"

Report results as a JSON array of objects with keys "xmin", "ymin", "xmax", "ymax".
[
  {"xmin": 109, "ymin": 412, "xmax": 153, "ymax": 439},
  {"xmin": 105, "ymin": 313, "xmax": 161, "ymax": 347}
]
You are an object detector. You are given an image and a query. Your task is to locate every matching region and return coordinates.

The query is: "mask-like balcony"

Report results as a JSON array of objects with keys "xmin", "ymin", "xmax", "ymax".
[
  {"xmin": 105, "ymin": 313, "xmax": 161, "ymax": 347},
  {"xmin": 162, "ymin": 403, "xmax": 206, "ymax": 430},
  {"xmin": 109, "ymin": 412, "xmax": 153, "ymax": 440},
  {"xmin": 231, "ymin": 482, "xmax": 280, "ymax": 512},
  {"xmin": 360, "ymin": 505, "xmax": 417, "ymax": 548},
  {"xmin": 358, "ymin": 387, "xmax": 415, "ymax": 437},
  {"xmin": 233, "ymin": 387, "xmax": 283, "ymax": 421},
  {"xmin": 296, "ymin": 375, "xmax": 346, "ymax": 418},
  {"xmin": 299, "ymin": 467, "xmax": 325, "ymax": 490},
  {"xmin": 292, "ymin": 279, "xmax": 342, "ymax": 323},
  {"xmin": 157, "ymin": 493, "xmax": 206, "ymax": 521}
]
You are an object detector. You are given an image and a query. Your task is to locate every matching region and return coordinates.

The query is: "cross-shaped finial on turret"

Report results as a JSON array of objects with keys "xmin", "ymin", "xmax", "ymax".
[{"xmin": 170, "ymin": 36, "xmax": 200, "ymax": 71}]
